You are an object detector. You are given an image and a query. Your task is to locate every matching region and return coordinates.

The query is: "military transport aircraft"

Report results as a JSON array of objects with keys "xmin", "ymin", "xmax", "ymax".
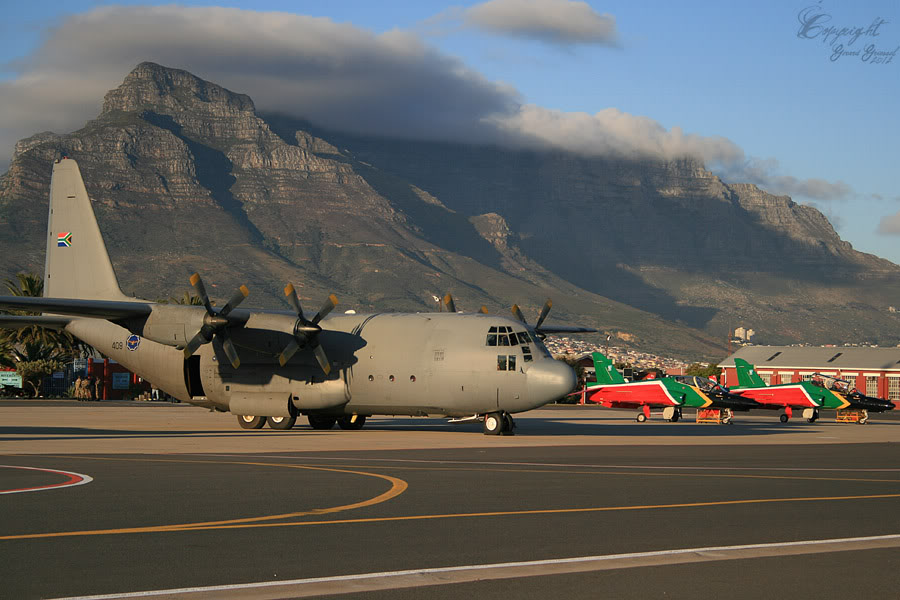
[
  {"xmin": 730, "ymin": 359, "xmax": 894, "ymax": 423},
  {"xmin": 571, "ymin": 352, "xmax": 758, "ymax": 423},
  {"xmin": 0, "ymin": 158, "xmax": 590, "ymax": 435}
]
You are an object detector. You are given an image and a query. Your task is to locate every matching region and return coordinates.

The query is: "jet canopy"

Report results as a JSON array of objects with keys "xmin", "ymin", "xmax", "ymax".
[{"xmin": 671, "ymin": 375, "xmax": 727, "ymax": 393}]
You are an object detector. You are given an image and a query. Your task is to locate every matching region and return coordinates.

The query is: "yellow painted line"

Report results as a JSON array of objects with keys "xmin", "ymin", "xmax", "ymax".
[
  {"xmin": 0, "ymin": 459, "xmax": 407, "ymax": 541},
  {"xmin": 297, "ymin": 463, "xmax": 900, "ymax": 484},
  {"xmin": 5, "ymin": 492, "xmax": 900, "ymax": 541}
]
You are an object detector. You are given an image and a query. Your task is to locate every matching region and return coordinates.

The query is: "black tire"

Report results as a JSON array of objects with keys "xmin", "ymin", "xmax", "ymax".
[
  {"xmin": 308, "ymin": 414, "xmax": 337, "ymax": 430},
  {"xmin": 338, "ymin": 415, "xmax": 367, "ymax": 430},
  {"xmin": 779, "ymin": 413, "xmax": 789, "ymax": 423},
  {"xmin": 636, "ymin": 412, "xmax": 647, "ymax": 423},
  {"xmin": 483, "ymin": 412, "xmax": 503, "ymax": 435},
  {"xmin": 267, "ymin": 415, "xmax": 297, "ymax": 430},
  {"xmin": 237, "ymin": 415, "xmax": 266, "ymax": 429},
  {"xmin": 502, "ymin": 412, "xmax": 516, "ymax": 434}
]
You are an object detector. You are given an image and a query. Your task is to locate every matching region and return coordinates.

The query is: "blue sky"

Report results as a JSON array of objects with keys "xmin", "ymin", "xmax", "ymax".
[{"xmin": 1, "ymin": 1, "xmax": 898, "ymax": 263}]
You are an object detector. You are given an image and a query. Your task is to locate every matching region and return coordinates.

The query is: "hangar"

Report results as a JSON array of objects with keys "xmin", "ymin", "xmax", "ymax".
[{"xmin": 720, "ymin": 346, "xmax": 900, "ymax": 405}]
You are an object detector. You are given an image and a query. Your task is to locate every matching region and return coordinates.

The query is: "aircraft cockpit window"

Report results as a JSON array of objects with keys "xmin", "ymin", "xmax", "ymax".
[
  {"xmin": 489, "ymin": 326, "xmax": 498, "ymax": 333},
  {"xmin": 508, "ymin": 333, "xmax": 519, "ymax": 346},
  {"xmin": 516, "ymin": 332, "xmax": 530, "ymax": 344},
  {"xmin": 497, "ymin": 355, "xmax": 508, "ymax": 370},
  {"xmin": 486, "ymin": 333, "xmax": 498, "ymax": 346},
  {"xmin": 508, "ymin": 355, "xmax": 517, "ymax": 371},
  {"xmin": 498, "ymin": 334, "xmax": 510, "ymax": 346}
]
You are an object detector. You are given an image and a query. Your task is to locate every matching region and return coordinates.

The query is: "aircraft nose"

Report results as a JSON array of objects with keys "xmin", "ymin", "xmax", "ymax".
[{"xmin": 528, "ymin": 359, "xmax": 577, "ymax": 406}]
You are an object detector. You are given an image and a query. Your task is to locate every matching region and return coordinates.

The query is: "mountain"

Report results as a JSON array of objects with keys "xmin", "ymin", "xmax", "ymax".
[{"xmin": 1, "ymin": 62, "xmax": 898, "ymax": 359}]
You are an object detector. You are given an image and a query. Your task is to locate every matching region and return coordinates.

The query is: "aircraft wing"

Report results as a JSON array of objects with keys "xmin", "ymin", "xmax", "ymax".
[
  {"xmin": 0, "ymin": 315, "xmax": 74, "ymax": 330},
  {"xmin": 536, "ymin": 325, "xmax": 597, "ymax": 334},
  {"xmin": 0, "ymin": 296, "xmax": 153, "ymax": 320}
]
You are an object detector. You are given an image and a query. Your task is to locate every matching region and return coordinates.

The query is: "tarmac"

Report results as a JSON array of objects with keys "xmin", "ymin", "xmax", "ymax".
[{"xmin": 1, "ymin": 402, "xmax": 899, "ymax": 599}]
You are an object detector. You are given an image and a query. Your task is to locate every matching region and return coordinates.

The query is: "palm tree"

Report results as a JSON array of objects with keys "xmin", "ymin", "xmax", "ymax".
[{"xmin": 1, "ymin": 272, "xmax": 84, "ymax": 358}]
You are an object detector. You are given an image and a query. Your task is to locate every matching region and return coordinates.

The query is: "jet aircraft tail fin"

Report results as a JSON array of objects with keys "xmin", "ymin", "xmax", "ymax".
[
  {"xmin": 591, "ymin": 352, "xmax": 626, "ymax": 384},
  {"xmin": 43, "ymin": 158, "xmax": 132, "ymax": 301},
  {"xmin": 734, "ymin": 358, "xmax": 766, "ymax": 388}
]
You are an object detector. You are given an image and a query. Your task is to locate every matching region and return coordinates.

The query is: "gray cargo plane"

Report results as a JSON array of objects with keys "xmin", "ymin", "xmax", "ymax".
[{"xmin": 0, "ymin": 159, "xmax": 587, "ymax": 434}]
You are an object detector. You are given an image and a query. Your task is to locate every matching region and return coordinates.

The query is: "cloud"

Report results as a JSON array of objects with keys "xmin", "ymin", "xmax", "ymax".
[
  {"xmin": 489, "ymin": 105, "xmax": 853, "ymax": 201},
  {"xmin": 463, "ymin": 0, "xmax": 618, "ymax": 45},
  {"xmin": 0, "ymin": 5, "xmax": 518, "ymax": 170},
  {"xmin": 0, "ymin": 5, "xmax": 849, "ymax": 204},
  {"xmin": 878, "ymin": 210, "xmax": 900, "ymax": 235}
]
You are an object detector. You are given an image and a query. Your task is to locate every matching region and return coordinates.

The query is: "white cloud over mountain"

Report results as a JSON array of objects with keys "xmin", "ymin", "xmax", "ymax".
[{"xmin": 0, "ymin": 4, "xmax": 852, "ymax": 204}]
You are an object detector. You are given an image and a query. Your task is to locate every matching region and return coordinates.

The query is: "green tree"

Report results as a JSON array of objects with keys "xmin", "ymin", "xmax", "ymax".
[
  {"xmin": 8, "ymin": 340, "xmax": 65, "ymax": 397},
  {"xmin": 685, "ymin": 363, "xmax": 721, "ymax": 378},
  {"xmin": 1, "ymin": 272, "xmax": 84, "ymax": 358}
]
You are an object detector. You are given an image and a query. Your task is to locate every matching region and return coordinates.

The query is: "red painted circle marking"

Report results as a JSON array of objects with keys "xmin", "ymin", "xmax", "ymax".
[{"xmin": 0, "ymin": 465, "xmax": 93, "ymax": 494}]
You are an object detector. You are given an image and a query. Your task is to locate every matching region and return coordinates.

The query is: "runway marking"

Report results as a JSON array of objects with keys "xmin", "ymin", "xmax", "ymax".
[
  {"xmin": 245, "ymin": 462, "xmax": 900, "ymax": 484},
  {"xmin": 0, "ymin": 459, "xmax": 406, "ymax": 540},
  {"xmin": 48, "ymin": 533, "xmax": 900, "ymax": 599},
  {"xmin": 199, "ymin": 454, "xmax": 900, "ymax": 473},
  {"xmin": 0, "ymin": 465, "xmax": 92, "ymax": 494},
  {"xmin": 6, "ymin": 490, "xmax": 898, "ymax": 541}
]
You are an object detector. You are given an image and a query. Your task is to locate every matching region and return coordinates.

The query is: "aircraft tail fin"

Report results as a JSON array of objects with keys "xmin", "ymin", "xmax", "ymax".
[
  {"xmin": 43, "ymin": 158, "xmax": 131, "ymax": 301},
  {"xmin": 591, "ymin": 352, "xmax": 626, "ymax": 384},
  {"xmin": 734, "ymin": 358, "xmax": 766, "ymax": 388}
]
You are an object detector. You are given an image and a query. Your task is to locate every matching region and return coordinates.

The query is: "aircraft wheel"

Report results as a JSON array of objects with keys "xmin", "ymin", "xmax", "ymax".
[
  {"xmin": 237, "ymin": 415, "xmax": 266, "ymax": 430},
  {"xmin": 502, "ymin": 412, "xmax": 516, "ymax": 435},
  {"xmin": 722, "ymin": 415, "xmax": 733, "ymax": 425},
  {"xmin": 636, "ymin": 413, "xmax": 647, "ymax": 423},
  {"xmin": 483, "ymin": 412, "xmax": 503, "ymax": 435},
  {"xmin": 267, "ymin": 415, "xmax": 296, "ymax": 430},
  {"xmin": 779, "ymin": 413, "xmax": 789, "ymax": 423},
  {"xmin": 671, "ymin": 411, "xmax": 680, "ymax": 423},
  {"xmin": 308, "ymin": 414, "xmax": 337, "ymax": 430},
  {"xmin": 338, "ymin": 415, "xmax": 366, "ymax": 430}
]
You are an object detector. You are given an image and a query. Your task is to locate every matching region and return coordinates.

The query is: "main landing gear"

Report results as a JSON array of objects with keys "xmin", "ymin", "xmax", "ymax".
[
  {"xmin": 237, "ymin": 415, "xmax": 266, "ymax": 429},
  {"xmin": 268, "ymin": 415, "xmax": 297, "ymax": 430},
  {"xmin": 483, "ymin": 411, "xmax": 515, "ymax": 435},
  {"xmin": 662, "ymin": 406, "xmax": 682, "ymax": 422},
  {"xmin": 803, "ymin": 408, "xmax": 819, "ymax": 423}
]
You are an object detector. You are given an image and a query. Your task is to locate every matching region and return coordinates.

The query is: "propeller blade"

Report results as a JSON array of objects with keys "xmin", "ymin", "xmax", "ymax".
[
  {"xmin": 220, "ymin": 285, "xmax": 249, "ymax": 316},
  {"xmin": 443, "ymin": 294, "xmax": 457, "ymax": 313},
  {"xmin": 219, "ymin": 330, "xmax": 241, "ymax": 369},
  {"xmin": 183, "ymin": 330, "xmax": 209, "ymax": 359},
  {"xmin": 480, "ymin": 305, "xmax": 489, "ymax": 314},
  {"xmin": 277, "ymin": 338, "xmax": 301, "ymax": 368},
  {"xmin": 535, "ymin": 299, "xmax": 553, "ymax": 330},
  {"xmin": 311, "ymin": 294, "xmax": 338, "ymax": 325},
  {"xmin": 312, "ymin": 343, "xmax": 331, "ymax": 376},
  {"xmin": 511, "ymin": 304, "xmax": 527, "ymax": 324},
  {"xmin": 284, "ymin": 283, "xmax": 305, "ymax": 318},
  {"xmin": 189, "ymin": 272, "xmax": 214, "ymax": 314}
]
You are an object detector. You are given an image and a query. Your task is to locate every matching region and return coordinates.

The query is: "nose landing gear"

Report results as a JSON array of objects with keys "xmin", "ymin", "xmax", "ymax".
[{"xmin": 483, "ymin": 411, "xmax": 516, "ymax": 435}]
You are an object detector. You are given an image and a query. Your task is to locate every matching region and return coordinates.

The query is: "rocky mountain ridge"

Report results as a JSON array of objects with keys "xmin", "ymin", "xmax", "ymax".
[{"xmin": 2, "ymin": 62, "xmax": 898, "ymax": 358}]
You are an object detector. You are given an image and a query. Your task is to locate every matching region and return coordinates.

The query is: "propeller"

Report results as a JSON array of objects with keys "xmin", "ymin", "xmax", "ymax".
[
  {"xmin": 443, "ymin": 294, "xmax": 457, "ymax": 313},
  {"xmin": 277, "ymin": 283, "xmax": 338, "ymax": 375},
  {"xmin": 442, "ymin": 293, "xmax": 488, "ymax": 314},
  {"xmin": 183, "ymin": 272, "xmax": 249, "ymax": 369},
  {"xmin": 511, "ymin": 299, "xmax": 553, "ymax": 338}
]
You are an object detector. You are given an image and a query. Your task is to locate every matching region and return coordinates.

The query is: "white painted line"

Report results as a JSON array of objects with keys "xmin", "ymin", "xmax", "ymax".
[
  {"xmin": 0, "ymin": 465, "xmax": 93, "ymax": 494},
  {"xmin": 51, "ymin": 533, "xmax": 900, "ymax": 599}
]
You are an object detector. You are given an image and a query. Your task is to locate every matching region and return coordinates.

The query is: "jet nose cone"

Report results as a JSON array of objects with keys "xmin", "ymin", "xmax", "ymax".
[{"xmin": 528, "ymin": 359, "xmax": 577, "ymax": 407}]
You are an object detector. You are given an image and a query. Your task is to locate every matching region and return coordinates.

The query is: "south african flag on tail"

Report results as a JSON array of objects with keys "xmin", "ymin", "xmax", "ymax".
[{"xmin": 57, "ymin": 232, "xmax": 72, "ymax": 247}]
